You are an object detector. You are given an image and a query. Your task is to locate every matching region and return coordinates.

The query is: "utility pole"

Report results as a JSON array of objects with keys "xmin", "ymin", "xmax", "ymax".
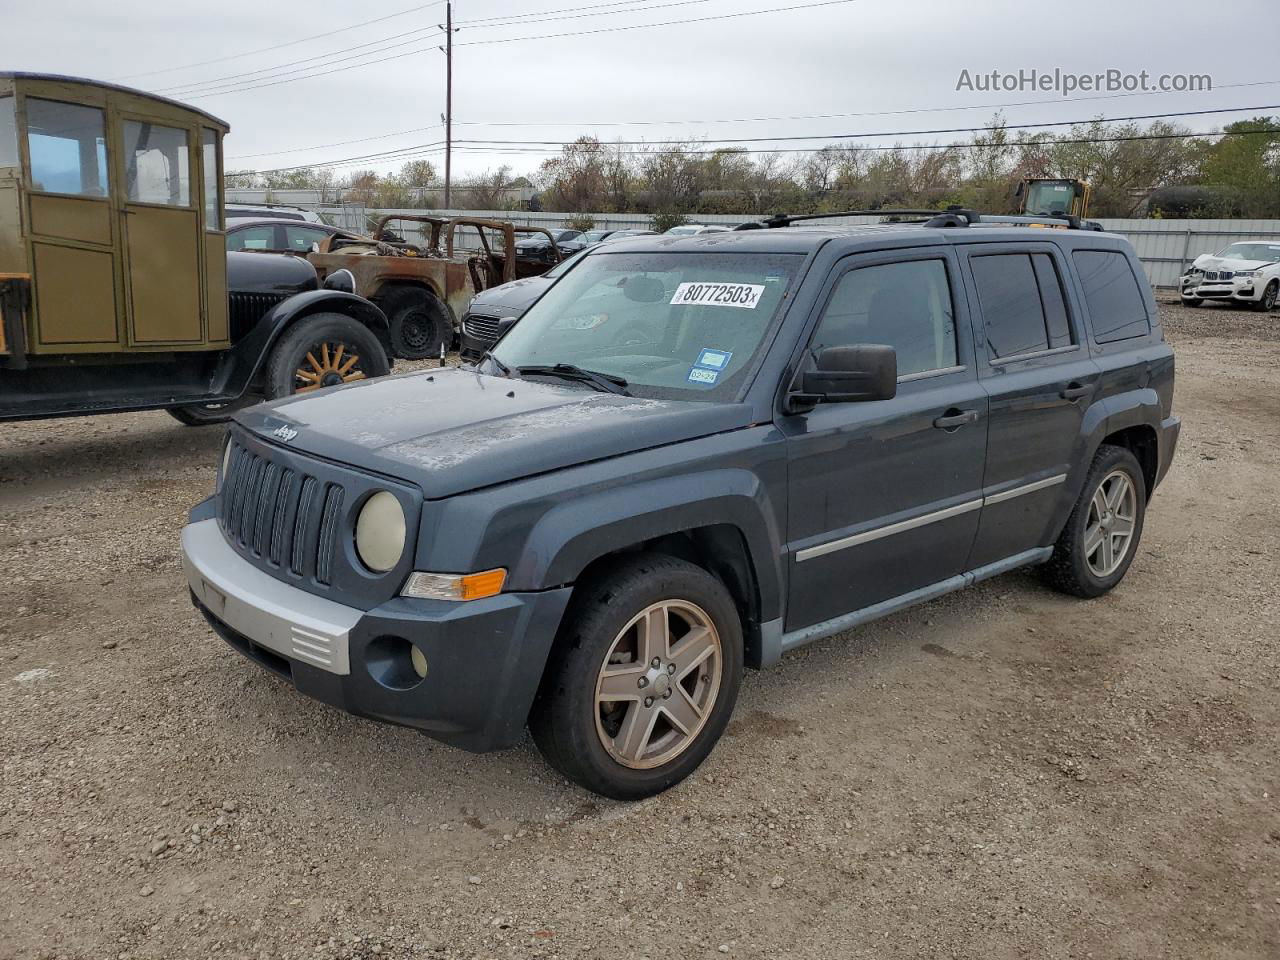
[{"xmin": 443, "ymin": 0, "xmax": 454, "ymax": 209}]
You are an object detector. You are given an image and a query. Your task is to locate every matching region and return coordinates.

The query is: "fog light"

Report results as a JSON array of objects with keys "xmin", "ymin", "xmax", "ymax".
[{"xmin": 410, "ymin": 644, "xmax": 428, "ymax": 679}]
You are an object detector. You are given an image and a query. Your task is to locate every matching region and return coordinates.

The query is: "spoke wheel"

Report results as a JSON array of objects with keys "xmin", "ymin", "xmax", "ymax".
[
  {"xmin": 594, "ymin": 600, "xmax": 723, "ymax": 770},
  {"xmin": 294, "ymin": 340, "xmax": 366, "ymax": 394},
  {"xmin": 1083, "ymin": 469, "xmax": 1137, "ymax": 578}
]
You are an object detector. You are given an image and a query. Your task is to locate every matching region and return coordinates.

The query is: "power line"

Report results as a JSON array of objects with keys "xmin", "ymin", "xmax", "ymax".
[
  {"xmin": 237, "ymin": 116, "xmax": 1280, "ymax": 176},
  {"xmin": 112, "ymin": 2, "xmax": 445, "ymax": 82},
  {"xmin": 455, "ymin": 0, "xmax": 861, "ymax": 46},
  {"xmin": 228, "ymin": 78, "xmax": 1280, "ymax": 162},
  {"xmin": 452, "ymin": 79, "xmax": 1280, "ymax": 128},
  {"xmin": 450, "ymin": 104, "xmax": 1280, "ymax": 148},
  {"xmin": 183, "ymin": 0, "xmax": 863, "ymax": 98},
  {"xmin": 158, "ymin": 0, "xmax": 715, "ymax": 98}
]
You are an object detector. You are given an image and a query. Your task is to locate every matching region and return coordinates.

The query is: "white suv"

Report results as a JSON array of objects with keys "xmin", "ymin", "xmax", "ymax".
[{"xmin": 1180, "ymin": 241, "xmax": 1280, "ymax": 312}]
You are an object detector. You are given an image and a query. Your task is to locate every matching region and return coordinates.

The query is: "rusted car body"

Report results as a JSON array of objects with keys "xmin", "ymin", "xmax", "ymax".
[{"xmin": 306, "ymin": 215, "xmax": 561, "ymax": 359}]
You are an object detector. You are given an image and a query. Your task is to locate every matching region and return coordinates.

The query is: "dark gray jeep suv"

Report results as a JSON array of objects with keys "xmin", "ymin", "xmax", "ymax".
[{"xmin": 181, "ymin": 211, "xmax": 1179, "ymax": 799}]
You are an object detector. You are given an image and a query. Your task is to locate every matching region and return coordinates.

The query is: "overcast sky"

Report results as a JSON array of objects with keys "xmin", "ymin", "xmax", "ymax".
[{"xmin": 8, "ymin": 0, "xmax": 1276, "ymax": 181}]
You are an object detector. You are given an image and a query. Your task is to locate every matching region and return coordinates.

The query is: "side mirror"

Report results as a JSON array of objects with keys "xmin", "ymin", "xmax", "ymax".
[{"xmin": 798, "ymin": 345, "xmax": 897, "ymax": 405}]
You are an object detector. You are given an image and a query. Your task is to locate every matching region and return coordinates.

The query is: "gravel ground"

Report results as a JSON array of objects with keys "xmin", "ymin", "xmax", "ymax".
[{"xmin": 2, "ymin": 302, "xmax": 1277, "ymax": 960}]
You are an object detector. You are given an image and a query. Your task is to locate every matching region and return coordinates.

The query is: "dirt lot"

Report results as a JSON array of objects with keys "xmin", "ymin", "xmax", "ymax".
[{"xmin": 1, "ymin": 303, "xmax": 1277, "ymax": 960}]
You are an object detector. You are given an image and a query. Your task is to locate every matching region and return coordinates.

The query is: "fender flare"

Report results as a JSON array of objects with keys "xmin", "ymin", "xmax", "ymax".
[
  {"xmin": 218, "ymin": 291, "xmax": 390, "ymax": 396},
  {"xmin": 1079, "ymin": 387, "xmax": 1163, "ymax": 468},
  {"xmin": 510, "ymin": 468, "xmax": 785, "ymax": 626}
]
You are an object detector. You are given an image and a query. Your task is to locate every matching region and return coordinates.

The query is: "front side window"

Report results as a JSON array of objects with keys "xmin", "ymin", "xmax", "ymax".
[
  {"xmin": 202, "ymin": 128, "xmax": 221, "ymax": 229},
  {"xmin": 283, "ymin": 225, "xmax": 329, "ymax": 252},
  {"xmin": 1072, "ymin": 250, "xmax": 1150, "ymax": 344},
  {"xmin": 225, "ymin": 225, "xmax": 275, "ymax": 251},
  {"xmin": 0, "ymin": 97, "xmax": 17, "ymax": 167},
  {"xmin": 812, "ymin": 259, "xmax": 957, "ymax": 378},
  {"xmin": 123, "ymin": 120, "xmax": 191, "ymax": 206},
  {"xmin": 493, "ymin": 251, "xmax": 804, "ymax": 400},
  {"xmin": 25, "ymin": 98, "xmax": 108, "ymax": 196},
  {"xmin": 971, "ymin": 252, "xmax": 1078, "ymax": 360}
]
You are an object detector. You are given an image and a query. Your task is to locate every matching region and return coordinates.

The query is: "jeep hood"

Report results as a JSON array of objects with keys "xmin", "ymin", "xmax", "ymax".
[{"xmin": 236, "ymin": 368, "xmax": 752, "ymax": 498}]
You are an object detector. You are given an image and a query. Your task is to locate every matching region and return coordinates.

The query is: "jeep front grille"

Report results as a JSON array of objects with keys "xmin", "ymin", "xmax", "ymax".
[{"xmin": 218, "ymin": 440, "xmax": 344, "ymax": 584}]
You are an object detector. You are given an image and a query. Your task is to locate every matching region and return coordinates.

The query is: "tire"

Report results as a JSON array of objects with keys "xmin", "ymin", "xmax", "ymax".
[
  {"xmin": 1181, "ymin": 297, "xmax": 1202, "ymax": 308},
  {"xmin": 380, "ymin": 287, "xmax": 451, "ymax": 360},
  {"xmin": 1252, "ymin": 281, "xmax": 1278, "ymax": 313},
  {"xmin": 264, "ymin": 313, "xmax": 390, "ymax": 400},
  {"xmin": 166, "ymin": 397, "xmax": 253, "ymax": 426},
  {"xmin": 1041, "ymin": 444, "xmax": 1147, "ymax": 599},
  {"xmin": 529, "ymin": 553, "xmax": 744, "ymax": 800}
]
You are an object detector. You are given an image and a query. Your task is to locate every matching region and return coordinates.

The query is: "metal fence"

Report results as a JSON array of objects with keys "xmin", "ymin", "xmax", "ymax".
[{"xmin": 302, "ymin": 205, "xmax": 1280, "ymax": 289}]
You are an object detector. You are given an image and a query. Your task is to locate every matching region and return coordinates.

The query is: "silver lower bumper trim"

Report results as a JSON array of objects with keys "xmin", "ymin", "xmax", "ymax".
[{"xmin": 181, "ymin": 518, "xmax": 358, "ymax": 675}]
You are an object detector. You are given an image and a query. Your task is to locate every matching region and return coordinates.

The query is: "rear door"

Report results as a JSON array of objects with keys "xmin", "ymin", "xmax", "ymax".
[
  {"xmin": 960, "ymin": 242, "xmax": 1100, "ymax": 568},
  {"xmin": 779, "ymin": 246, "xmax": 988, "ymax": 632},
  {"xmin": 118, "ymin": 115, "xmax": 202, "ymax": 344}
]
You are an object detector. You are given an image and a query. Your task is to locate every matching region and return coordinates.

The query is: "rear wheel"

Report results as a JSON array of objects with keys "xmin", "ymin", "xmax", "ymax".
[
  {"xmin": 530, "ymin": 554, "xmax": 743, "ymax": 800},
  {"xmin": 264, "ymin": 313, "xmax": 390, "ymax": 400},
  {"xmin": 1253, "ymin": 281, "xmax": 1278, "ymax": 313},
  {"xmin": 1041, "ymin": 444, "xmax": 1147, "ymax": 598},
  {"xmin": 380, "ymin": 287, "xmax": 451, "ymax": 360}
]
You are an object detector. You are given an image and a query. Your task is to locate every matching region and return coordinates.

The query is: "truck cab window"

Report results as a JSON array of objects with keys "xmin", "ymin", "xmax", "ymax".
[
  {"xmin": 0, "ymin": 97, "xmax": 17, "ymax": 167},
  {"xmin": 25, "ymin": 98, "xmax": 108, "ymax": 196},
  {"xmin": 124, "ymin": 120, "xmax": 191, "ymax": 207}
]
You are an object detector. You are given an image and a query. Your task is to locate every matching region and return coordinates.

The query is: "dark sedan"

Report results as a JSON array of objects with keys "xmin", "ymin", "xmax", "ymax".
[
  {"xmin": 224, "ymin": 218, "xmax": 360, "ymax": 254},
  {"xmin": 458, "ymin": 247, "xmax": 591, "ymax": 360}
]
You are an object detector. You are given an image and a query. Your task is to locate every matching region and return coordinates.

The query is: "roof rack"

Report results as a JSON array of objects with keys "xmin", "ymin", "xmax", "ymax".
[{"xmin": 733, "ymin": 207, "xmax": 1103, "ymax": 231}]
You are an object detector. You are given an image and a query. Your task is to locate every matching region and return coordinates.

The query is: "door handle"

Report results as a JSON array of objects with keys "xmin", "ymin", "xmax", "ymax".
[
  {"xmin": 933, "ymin": 409, "xmax": 979, "ymax": 430},
  {"xmin": 1060, "ymin": 383, "xmax": 1091, "ymax": 401}
]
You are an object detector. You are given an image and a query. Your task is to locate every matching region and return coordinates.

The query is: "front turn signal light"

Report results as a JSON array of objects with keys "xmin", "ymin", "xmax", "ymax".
[{"xmin": 401, "ymin": 568, "xmax": 507, "ymax": 601}]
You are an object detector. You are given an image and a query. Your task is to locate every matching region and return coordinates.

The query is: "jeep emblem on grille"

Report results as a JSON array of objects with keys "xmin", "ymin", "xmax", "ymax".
[{"xmin": 272, "ymin": 425, "xmax": 299, "ymax": 442}]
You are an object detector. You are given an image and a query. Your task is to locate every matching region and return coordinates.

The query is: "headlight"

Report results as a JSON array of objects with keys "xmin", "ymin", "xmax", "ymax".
[
  {"xmin": 1235, "ymin": 270, "xmax": 1259, "ymax": 279},
  {"xmin": 355, "ymin": 491, "xmax": 406, "ymax": 573}
]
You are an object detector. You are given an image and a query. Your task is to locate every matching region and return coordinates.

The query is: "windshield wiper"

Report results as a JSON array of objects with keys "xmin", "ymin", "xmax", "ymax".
[
  {"xmin": 517, "ymin": 363, "xmax": 630, "ymax": 396},
  {"xmin": 480, "ymin": 350, "xmax": 511, "ymax": 376}
]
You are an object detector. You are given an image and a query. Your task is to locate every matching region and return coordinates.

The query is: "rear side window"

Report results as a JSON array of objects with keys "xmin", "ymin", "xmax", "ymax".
[
  {"xmin": 1073, "ymin": 250, "xmax": 1150, "ymax": 343},
  {"xmin": 970, "ymin": 253, "xmax": 1076, "ymax": 360}
]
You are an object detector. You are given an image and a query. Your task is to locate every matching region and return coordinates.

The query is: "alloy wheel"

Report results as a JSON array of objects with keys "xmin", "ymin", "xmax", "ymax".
[
  {"xmin": 1084, "ymin": 469, "xmax": 1138, "ymax": 578},
  {"xmin": 594, "ymin": 600, "xmax": 723, "ymax": 770}
]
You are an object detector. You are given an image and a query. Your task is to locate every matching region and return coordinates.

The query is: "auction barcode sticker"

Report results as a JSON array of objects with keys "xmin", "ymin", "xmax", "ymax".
[{"xmin": 670, "ymin": 282, "xmax": 765, "ymax": 309}]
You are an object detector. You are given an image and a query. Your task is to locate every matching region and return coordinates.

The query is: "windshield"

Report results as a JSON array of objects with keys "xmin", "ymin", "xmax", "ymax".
[
  {"xmin": 583, "ymin": 230, "xmax": 610, "ymax": 242},
  {"xmin": 1216, "ymin": 242, "xmax": 1280, "ymax": 262},
  {"xmin": 493, "ymin": 251, "xmax": 803, "ymax": 400},
  {"xmin": 1023, "ymin": 181, "xmax": 1077, "ymax": 215}
]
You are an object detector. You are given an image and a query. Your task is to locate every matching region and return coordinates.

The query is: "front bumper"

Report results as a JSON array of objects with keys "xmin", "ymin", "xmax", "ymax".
[
  {"xmin": 1180, "ymin": 277, "xmax": 1263, "ymax": 302},
  {"xmin": 182, "ymin": 518, "xmax": 572, "ymax": 752}
]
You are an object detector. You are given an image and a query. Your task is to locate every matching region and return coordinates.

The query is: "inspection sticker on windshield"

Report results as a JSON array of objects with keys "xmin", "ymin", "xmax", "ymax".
[
  {"xmin": 671, "ymin": 282, "xmax": 765, "ymax": 309},
  {"xmin": 687, "ymin": 367, "xmax": 720, "ymax": 385},
  {"xmin": 695, "ymin": 348, "xmax": 732, "ymax": 371}
]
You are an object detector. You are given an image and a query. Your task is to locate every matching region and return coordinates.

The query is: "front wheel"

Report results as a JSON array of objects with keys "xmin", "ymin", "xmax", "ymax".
[
  {"xmin": 1041, "ymin": 444, "xmax": 1147, "ymax": 598},
  {"xmin": 530, "ymin": 554, "xmax": 743, "ymax": 800},
  {"xmin": 263, "ymin": 313, "xmax": 390, "ymax": 400},
  {"xmin": 1252, "ymin": 281, "xmax": 1278, "ymax": 313}
]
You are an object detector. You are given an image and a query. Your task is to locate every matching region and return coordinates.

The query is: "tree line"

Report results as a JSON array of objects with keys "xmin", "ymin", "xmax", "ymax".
[{"xmin": 226, "ymin": 115, "xmax": 1280, "ymax": 220}]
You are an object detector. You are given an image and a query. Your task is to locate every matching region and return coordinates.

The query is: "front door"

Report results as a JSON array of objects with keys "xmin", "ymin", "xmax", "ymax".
[
  {"xmin": 118, "ymin": 116, "xmax": 202, "ymax": 344},
  {"xmin": 21, "ymin": 95, "xmax": 121, "ymax": 350},
  {"xmin": 959, "ymin": 244, "xmax": 1101, "ymax": 568},
  {"xmin": 779, "ymin": 247, "xmax": 988, "ymax": 633}
]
